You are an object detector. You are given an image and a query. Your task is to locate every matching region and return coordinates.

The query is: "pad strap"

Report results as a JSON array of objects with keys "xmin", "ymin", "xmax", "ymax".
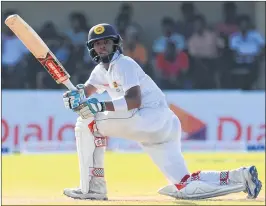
[
  {"xmin": 220, "ymin": 171, "xmax": 229, "ymax": 185},
  {"xmin": 191, "ymin": 171, "xmax": 201, "ymax": 181},
  {"xmin": 88, "ymin": 120, "xmax": 107, "ymax": 147},
  {"xmin": 94, "ymin": 137, "xmax": 107, "ymax": 147},
  {"xmin": 89, "ymin": 167, "xmax": 104, "ymax": 177}
]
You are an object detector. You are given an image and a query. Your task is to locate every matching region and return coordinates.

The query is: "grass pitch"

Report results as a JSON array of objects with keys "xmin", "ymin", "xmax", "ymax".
[{"xmin": 2, "ymin": 152, "xmax": 265, "ymax": 205}]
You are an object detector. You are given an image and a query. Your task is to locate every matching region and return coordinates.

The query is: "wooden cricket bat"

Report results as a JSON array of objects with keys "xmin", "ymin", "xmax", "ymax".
[{"xmin": 5, "ymin": 14, "xmax": 76, "ymax": 90}]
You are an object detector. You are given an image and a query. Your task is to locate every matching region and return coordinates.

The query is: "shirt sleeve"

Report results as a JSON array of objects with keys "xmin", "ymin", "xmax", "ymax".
[
  {"xmin": 229, "ymin": 34, "xmax": 238, "ymax": 50},
  {"xmin": 85, "ymin": 68, "xmax": 106, "ymax": 94},
  {"xmin": 253, "ymin": 31, "xmax": 265, "ymax": 46},
  {"xmin": 152, "ymin": 38, "xmax": 164, "ymax": 53},
  {"xmin": 115, "ymin": 58, "xmax": 140, "ymax": 92},
  {"xmin": 173, "ymin": 34, "xmax": 185, "ymax": 50}
]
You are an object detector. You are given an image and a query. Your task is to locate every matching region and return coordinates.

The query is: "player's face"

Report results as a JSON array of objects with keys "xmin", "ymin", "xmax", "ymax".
[{"xmin": 93, "ymin": 39, "xmax": 114, "ymax": 57}]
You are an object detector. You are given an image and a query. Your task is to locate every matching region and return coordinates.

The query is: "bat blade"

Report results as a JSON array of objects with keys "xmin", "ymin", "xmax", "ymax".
[{"xmin": 5, "ymin": 14, "xmax": 76, "ymax": 90}]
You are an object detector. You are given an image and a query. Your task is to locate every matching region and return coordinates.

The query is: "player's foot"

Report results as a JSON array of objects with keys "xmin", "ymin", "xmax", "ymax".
[
  {"xmin": 63, "ymin": 188, "xmax": 108, "ymax": 200},
  {"xmin": 243, "ymin": 166, "xmax": 262, "ymax": 199}
]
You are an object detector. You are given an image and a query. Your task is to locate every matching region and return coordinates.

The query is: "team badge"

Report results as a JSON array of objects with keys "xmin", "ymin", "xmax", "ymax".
[
  {"xmin": 113, "ymin": 82, "xmax": 118, "ymax": 88},
  {"xmin": 94, "ymin": 25, "xmax": 105, "ymax": 34},
  {"xmin": 113, "ymin": 82, "xmax": 121, "ymax": 92}
]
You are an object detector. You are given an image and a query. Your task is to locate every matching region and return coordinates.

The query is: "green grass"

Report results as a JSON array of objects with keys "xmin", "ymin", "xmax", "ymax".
[{"xmin": 2, "ymin": 152, "xmax": 265, "ymax": 205}]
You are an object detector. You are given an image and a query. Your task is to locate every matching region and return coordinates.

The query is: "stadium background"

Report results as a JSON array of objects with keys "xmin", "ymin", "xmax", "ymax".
[{"xmin": 1, "ymin": 1, "xmax": 265, "ymax": 205}]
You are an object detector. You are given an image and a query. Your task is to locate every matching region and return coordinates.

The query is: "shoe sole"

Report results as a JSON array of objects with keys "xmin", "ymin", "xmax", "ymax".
[
  {"xmin": 71, "ymin": 196, "xmax": 108, "ymax": 201},
  {"xmin": 246, "ymin": 166, "xmax": 262, "ymax": 199},
  {"xmin": 63, "ymin": 191, "xmax": 108, "ymax": 200},
  {"xmin": 158, "ymin": 183, "xmax": 245, "ymax": 200}
]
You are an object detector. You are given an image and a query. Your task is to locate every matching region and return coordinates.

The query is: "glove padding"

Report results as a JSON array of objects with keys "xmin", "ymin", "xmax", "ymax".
[
  {"xmin": 63, "ymin": 84, "xmax": 85, "ymax": 109},
  {"xmin": 73, "ymin": 98, "xmax": 106, "ymax": 119}
]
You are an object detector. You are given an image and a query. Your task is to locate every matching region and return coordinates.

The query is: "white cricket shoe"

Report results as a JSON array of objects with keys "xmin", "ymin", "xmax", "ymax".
[
  {"xmin": 158, "ymin": 180, "xmax": 245, "ymax": 200},
  {"xmin": 158, "ymin": 166, "xmax": 262, "ymax": 200},
  {"xmin": 63, "ymin": 188, "xmax": 108, "ymax": 200}
]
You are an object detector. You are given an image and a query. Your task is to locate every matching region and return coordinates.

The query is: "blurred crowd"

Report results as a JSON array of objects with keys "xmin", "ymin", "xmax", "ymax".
[{"xmin": 2, "ymin": 2, "xmax": 265, "ymax": 90}]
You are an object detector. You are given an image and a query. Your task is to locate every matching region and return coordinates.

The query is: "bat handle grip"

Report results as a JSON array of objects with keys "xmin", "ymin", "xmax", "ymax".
[{"xmin": 63, "ymin": 79, "xmax": 77, "ymax": 91}]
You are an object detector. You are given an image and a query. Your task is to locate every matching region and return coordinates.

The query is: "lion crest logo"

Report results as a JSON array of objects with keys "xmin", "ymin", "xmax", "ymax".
[{"xmin": 94, "ymin": 25, "xmax": 105, "ymax": 34}]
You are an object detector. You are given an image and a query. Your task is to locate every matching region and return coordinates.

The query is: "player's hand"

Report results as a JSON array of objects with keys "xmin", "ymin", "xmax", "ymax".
[
  {"xmin": 73, "ymin": 98, "xmax": 106, "ymax": 119},
  {"xmin": 63, "ymin": 84, "xmax": 85, "ymax": 109}
]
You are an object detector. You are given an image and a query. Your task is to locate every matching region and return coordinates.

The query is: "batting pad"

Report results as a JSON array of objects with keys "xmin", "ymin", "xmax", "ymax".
[{"xmin": 75, "ymin": 117, "xmax": 96, "ymax": 194}]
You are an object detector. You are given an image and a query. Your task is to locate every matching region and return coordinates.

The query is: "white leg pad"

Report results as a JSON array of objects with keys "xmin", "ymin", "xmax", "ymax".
[
  {"xmin": 89, "ymin": 141, "xmax": 107, "ymax": 194},
  {"xmin": 158, "ymin": 180, "xmax": 245, "ymax": 200},
  {"xmin": 75, "ymin": 116, "xmax": 96, "ymax": 194},
  {"xmin": 64, "ymin": 117, "xmax": 107, "ymax": 199}
]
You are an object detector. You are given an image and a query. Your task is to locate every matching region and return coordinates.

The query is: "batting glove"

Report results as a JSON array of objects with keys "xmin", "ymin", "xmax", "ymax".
[
  {"xmin": 73, "ymin": 98, "xmax": 106, "ymax": 119},
  {"xmin": 63, "ymin": 84, "xmax": 85, "ymax": 109}
]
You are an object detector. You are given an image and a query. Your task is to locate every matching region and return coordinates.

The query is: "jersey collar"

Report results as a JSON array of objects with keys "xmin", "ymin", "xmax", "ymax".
[
  {"xmin": 98, "ymin": 51, "xmax": 122, "ymax": 72},
  {"xmin": 109, "ymin": 51, "xmax": 122, "ymax": 66}
]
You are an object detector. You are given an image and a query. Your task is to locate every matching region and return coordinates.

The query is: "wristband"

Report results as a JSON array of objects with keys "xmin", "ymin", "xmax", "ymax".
[{"xmin": 112, "ymin": 97, "xmax": 128, "ymax": 111}]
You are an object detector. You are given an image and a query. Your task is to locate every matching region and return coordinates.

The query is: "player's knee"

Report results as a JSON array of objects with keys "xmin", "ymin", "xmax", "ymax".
[{"xmin": 75, "ymin": 116, "xmax": 94, "ymax": 134}]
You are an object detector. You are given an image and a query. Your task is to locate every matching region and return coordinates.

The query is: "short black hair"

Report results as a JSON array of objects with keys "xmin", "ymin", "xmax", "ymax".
[
  {"xmin": 161, "ymin": 17, "xmax": 175, "ymax": 26},
  {"xmin": 237, "ymin": 14, "xmax": 250, "ymax": 24},
  {"xmin": 193, "ymin": 14, "xmax": 206, "ymax": 24},
  {"xmin": 70, "ymin": 12, "xmax": 85, "ymax": 20},
  {"xmin": 3, "ymin": 9, "xmax": 18, "ymax": 19},
  {"xmin": 69, "ymin": 12, "xmax": 88, "ymax": 30},
  {"xmin": 181, "ymin": 2, "xmax": 194, "ymax": 12},
  {"xmin": 223, "ymin": 2, "xmax": 237, "ymax": 10},
  {"xmin": 120, "ymin": 3, "xmax": 132, "ymax": 11},
  {"xmin": 166, "ymin": 40, "xmax": 176, "ymax": 48}
]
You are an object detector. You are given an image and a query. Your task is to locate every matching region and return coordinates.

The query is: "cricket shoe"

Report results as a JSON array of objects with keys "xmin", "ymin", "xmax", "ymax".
[
  {"xmin": 157, "ymin": 180, "xmax": 245, "ymax": 200},
  {"xmin": 63, "ymin": 188, "xmax": 108, "ymax": 200},
  {"xmin": 243, "ymin": 166, "xmax": 262, "ymax": 199}
]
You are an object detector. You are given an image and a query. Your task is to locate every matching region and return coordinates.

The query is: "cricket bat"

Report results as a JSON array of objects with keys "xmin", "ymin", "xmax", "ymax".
[{"xmin": 5, "ymin": 14, "xmax": 76, "ymax": 91}]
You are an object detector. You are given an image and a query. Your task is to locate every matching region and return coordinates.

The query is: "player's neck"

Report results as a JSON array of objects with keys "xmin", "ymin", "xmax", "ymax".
[{"xmin": 103, "ymin": 63, "xmax": 110, "ymax": 70}]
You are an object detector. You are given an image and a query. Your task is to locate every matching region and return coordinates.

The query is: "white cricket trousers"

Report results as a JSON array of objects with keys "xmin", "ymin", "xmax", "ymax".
[{"xmin": 94, "ymin": 106, "xmax": 189, "ymax": 184}]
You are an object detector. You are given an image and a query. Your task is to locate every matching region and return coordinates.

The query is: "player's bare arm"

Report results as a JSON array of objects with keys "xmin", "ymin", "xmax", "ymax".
[
  {"xmin": 84, "ymin": 84, "xmax": 97, "ymax": 97},
  {"xmin": 104, "ymin": 86, "xmax": 141, "ymax": 111}
]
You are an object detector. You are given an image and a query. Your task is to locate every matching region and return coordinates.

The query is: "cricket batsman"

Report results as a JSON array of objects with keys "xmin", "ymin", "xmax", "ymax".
[{"xmin": 62, "ymin": 23, "xmax": 262, "ymax": 200}]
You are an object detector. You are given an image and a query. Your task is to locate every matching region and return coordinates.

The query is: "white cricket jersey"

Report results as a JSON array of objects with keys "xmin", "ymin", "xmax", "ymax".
[{"xmin": 85, "ymin": 52, "xmax": 168, "ymax": 109}]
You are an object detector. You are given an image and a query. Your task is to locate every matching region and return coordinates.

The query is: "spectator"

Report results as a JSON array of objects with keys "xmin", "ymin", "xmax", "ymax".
[
  {"xmin": 228, "ymin": 15, "xmax": 265, "ymax": 90},
  {"xmin": 115, "ymin": 3, "xmax": 141, "ymax": 39},
  {"xmin": 69, "ymin": 45, "xmax": 94, "ymax": 87},
  {"xmin": 115, "ymin": 3, "xmax": 133, "ymax": 39},
  {"xmin": 66, "ymin": 12, "xmax": 94, "ymax": 77},
  {"xmin": 70, "ymin": 60, "xmax": 92, "ymax": 86},
  {"xmin": 66, "ymin": 12, "xmax": 90, "ymax": 47},
  {"xmin": 123, "ymin": 25, "xmax": 148, "ymax": 68},
  {"xmin": 188, "ymin": 15, "xmax": 225, "ymax": 89},
  {"xmin": 34, "ymin": 22, "xmax": 71, "ymax": 89},
  {"xmin": 39, "ymin": 21, "xmax": 71, "ymax": 64},
  {"xmin": 176, "ymin": 2, "xmax": 196, "ymax": 40},
  {"xmin": 2, "ymin": 10, "xmax": 30, "ymax": 88},
  {"xmin": 216, "ymin": 2, "xmax": 239, "ymax": 39},
  {"xmin": 154, "ymin": 41, "xmax": 190, "ymax": 90},
  {"xmin": 153, "ymin": 17, "xmax": 185, "ymax": 55},
  {"xmin": 215, "ymin": 2, "xmax": 239, "ymax": 87}
]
